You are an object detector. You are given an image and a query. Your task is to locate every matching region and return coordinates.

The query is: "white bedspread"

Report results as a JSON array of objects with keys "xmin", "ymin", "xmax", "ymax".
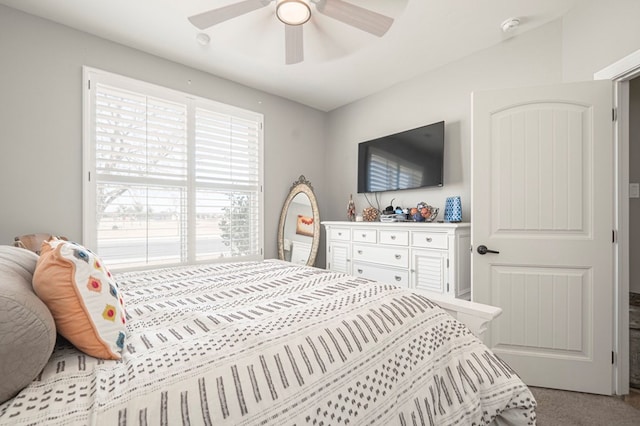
[{"xmin": 0, "ymin": 260, "xmax": 536, "ymax": 425}]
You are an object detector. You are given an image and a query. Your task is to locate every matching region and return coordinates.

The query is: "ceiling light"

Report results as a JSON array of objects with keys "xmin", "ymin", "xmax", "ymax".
[
  {"xmin": 276, "ymin": 0, "xmax": 311, "ymax": 26},
  {"xmin": 196, "ymin": 32, "xmax": 210, "ymax": 46},
  {"xmin": 501, "ymin": 17, "xmax": 520, "ymax": 33}
]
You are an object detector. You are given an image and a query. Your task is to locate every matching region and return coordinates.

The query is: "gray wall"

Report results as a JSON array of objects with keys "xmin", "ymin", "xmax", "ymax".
[
  {"xmin": 324, "ymin": 20, "xmax": 564, "ymax": 223},
  {"xmin": 0, "ymin": 5, "xmax": 326, "ymax": 261},
  {"xmin": 561, "ymin": 0, "xmax": 640, "ymax": 82}
]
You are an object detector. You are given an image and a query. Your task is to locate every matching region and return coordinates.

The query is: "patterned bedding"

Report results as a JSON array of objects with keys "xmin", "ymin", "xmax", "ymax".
[{"xmin": 0, "ymin": 260, "xmax": 536, "ymax": 425}]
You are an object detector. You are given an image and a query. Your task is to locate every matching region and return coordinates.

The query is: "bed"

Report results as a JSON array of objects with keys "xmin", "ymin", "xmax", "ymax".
[{"xmin": 0, "ymin": 248, "xmax": 536, "ymax": 425}]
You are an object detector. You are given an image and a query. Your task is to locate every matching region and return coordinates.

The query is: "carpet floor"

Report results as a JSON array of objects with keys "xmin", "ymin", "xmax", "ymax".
[{"xmin": 530, "ymin": 387, "xmax": 640, "ymax": 425}]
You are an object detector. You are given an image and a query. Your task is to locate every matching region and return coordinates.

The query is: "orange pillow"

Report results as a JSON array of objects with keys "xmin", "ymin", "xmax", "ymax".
[{"xmin": 32, "ymin": 239, "xmax": 126, "ymax": 360}]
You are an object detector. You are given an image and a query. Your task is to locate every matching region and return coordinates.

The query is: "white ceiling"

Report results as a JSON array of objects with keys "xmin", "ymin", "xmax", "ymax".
[{"xmin": 0, "ymin": 0, "xmax": 584, "ymax": 111}]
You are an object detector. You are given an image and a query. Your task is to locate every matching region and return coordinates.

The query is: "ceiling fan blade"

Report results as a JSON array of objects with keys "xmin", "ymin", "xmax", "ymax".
[
  {"xmin": 285, "ymin": 24, "xmax": 304, "ymax": 65},
  {"xmin": 314, "ymin": 0, "xmax": 393, "ymax": 37},
  {"xmin": 188, "ymin": 0, "xmax": 271, "ymax": 30}
]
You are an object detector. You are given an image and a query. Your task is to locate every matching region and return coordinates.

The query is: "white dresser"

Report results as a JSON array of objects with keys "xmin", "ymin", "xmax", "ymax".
[{"xmin": 322, "ymin": 221, "xmax": 471, "ymax": 300}]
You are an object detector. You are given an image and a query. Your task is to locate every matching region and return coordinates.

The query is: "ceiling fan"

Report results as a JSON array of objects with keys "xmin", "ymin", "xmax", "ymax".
[{"xmin": 188, "ymin": 0, "xmax": 395, "ymax": 65}]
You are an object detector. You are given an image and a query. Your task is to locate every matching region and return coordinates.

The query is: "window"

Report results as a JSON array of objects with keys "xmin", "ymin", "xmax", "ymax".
[{"xmin": 83, "ymin": 68, "xmax": 263, "ymax": 270}]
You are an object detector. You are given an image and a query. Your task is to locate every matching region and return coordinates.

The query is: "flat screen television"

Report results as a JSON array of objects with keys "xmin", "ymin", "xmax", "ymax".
[{"xmin": 357, "ymin": 121, "xmax": 444, "ymax": 193}]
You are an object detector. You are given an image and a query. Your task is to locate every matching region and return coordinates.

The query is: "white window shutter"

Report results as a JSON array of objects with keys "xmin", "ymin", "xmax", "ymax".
[{"xmin": 84, "ymin": 68, "xmax": 263, "ymax": 270}]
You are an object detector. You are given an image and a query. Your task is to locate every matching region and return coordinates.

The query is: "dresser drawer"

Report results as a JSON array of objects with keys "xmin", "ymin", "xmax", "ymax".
[
  {"xmin": 352, "ymin": 244, "xmax": 408, "ymax": 268},
  {"xmin": 411, "ymin": 232, "xmax": 448, "ymax": 249},
  {"xmin": 352, "ymin": 228, "xmax": 377, "ymax": 243},
  {"xmin": 353, "ymin": 262, "xmax": 409, "ymax": 288},
  {"xmin": 379, "ymin": 230, "xmax": 409, "ymax": 246},
  {"xmin": 329, "ymin": 228, "xmax": 351, "ymax": 241}
]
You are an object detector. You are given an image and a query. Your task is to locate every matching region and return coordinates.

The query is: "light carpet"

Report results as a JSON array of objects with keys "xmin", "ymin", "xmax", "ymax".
[{"xmin": 530, "ymin": 387, "xmax": 640, "ymax": 425}]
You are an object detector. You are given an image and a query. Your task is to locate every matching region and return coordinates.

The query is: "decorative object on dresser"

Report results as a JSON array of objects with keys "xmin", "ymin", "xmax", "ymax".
[
  {"xmin": 322, "ymin": 221, "xmax": 470, "ymax": 300},
  {"xmin": 380, "ymin": 213, "xmax": 405, "ymax": 222},
  {"xmin": 410, "ymin": 202, "xmax": 438, "ymax": 222},
  {"xmin": 362, "ymin": 206, "xmax": 379, "ymax": 222},
  {"xmin": 444, "ymin": 195, "xmax": 463, "ymax": 222},
  {"xmin": 346, "ymin": 194, "xmax": 356, "ymax": 221}
]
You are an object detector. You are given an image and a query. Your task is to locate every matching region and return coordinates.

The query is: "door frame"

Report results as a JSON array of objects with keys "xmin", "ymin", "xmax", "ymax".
[{"xmin": 595, "ymin": 48, "xmax": 640, "ymax": 395}]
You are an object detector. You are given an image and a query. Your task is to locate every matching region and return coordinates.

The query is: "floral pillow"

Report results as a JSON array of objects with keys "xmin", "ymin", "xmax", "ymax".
[{"xmin": 32, "ymin": 239, "xmax": 126, "ymax": 360}]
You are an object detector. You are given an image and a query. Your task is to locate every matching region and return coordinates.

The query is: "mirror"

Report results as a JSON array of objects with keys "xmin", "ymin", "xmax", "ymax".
[{"xmin": 277, "ymin": 175, "xmax": 320, "ymax": 266}]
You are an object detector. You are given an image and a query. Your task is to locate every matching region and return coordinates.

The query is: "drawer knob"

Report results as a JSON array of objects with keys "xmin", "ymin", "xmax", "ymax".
[
  {"xmin": 395, "ymin": 276, "xmax": 401, "ymax": 281},
  {"xmin": 395, "ymin": 254, "xmax": 402, "ymax": 260},
  {"xmin": 426, "ymin": 237, "xmax": 433, "ymax": 242},
  {"xmin": 391, "ymin": 235, "xmax": 396, "ymax": 240},
  {"xmin": 362, "ymin": 233, "xmax": 366, "ymax": 238},
  {"xmin": 358, "ymin": 250, "xmax": 363, "ymax": 255},
  {"xmin": 338, "ymin": 232, "xmax": 342, "ymax": 236},
  {"xmin": 357, "ymin": 269, "xmax": 363, "ymax": 274}
]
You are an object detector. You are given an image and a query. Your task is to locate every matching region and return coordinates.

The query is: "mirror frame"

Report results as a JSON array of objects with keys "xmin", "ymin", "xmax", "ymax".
[{"xmin": 277, "ymin": 175, "xmax": 320, "ymax": 266}]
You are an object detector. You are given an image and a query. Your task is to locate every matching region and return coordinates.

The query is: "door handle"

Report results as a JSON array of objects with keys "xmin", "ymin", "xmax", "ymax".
[{"xmin": 477, "ymin": 245, "xmax": 499, "ymax": 255}]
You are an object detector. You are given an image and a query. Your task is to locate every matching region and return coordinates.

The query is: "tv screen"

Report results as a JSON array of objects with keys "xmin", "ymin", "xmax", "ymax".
[{"xmin": 357, "ymin": 121, "xmax": 444, "ymax": 193}]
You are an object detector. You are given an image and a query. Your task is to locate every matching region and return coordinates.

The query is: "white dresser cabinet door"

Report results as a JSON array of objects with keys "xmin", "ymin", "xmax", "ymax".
[
  {"xmin": 328, "ymin": 242, "xmax": 350, "ymax": 273},
  {"xmin": 412, "ymin": 250, "xmax": 448, "ymax": 294}
]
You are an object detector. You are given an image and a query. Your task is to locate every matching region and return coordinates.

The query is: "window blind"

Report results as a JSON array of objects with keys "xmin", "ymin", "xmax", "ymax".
[{"xmin": 84, "ymin": 68, "xmax": 263, "ymax": 270}]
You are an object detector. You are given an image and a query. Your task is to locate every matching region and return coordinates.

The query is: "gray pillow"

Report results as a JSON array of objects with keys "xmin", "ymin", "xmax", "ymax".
[{"xmin": 0, "ymin": 246, "xmax": 57, "ymax": 404}]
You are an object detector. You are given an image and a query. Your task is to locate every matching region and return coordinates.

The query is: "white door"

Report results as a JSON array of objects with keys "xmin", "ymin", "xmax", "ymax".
[{"xmin": 471, "ymin": 81, "xmax": 614, "ymax": 395}]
